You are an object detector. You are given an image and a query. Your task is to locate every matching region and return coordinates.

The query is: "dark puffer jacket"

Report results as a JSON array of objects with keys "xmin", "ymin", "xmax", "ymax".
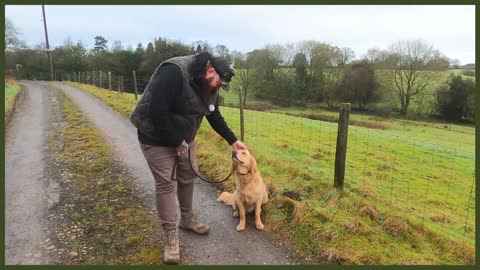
[{"xmin": 130, "ymin": 55, "xmax": 237, "ymax": 147}]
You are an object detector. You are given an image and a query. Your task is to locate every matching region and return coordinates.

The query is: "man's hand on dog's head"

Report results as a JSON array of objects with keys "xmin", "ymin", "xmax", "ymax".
[{"xmin": 232, "ymin": 140, "xmax": 247, "ymax": 151}]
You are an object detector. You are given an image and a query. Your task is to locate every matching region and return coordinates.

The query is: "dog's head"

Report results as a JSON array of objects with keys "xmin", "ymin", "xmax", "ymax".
[{"xmin": 231, "ymin": 149, "xmax": 257, "ymax": 175}]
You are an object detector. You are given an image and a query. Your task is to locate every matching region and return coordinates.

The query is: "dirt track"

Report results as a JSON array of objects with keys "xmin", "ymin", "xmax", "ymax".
[{"xmin": 5, "ymin": 82, "xmax": 61, "ymax": 264}]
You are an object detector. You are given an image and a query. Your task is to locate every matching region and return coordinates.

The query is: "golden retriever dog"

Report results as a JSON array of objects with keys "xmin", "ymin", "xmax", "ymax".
[{"xmin": 217, "ymin": 149, "xmax": 268, "ymax": 231}]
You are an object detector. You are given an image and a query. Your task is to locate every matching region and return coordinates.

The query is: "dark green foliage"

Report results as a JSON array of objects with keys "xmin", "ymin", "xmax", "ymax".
[
  {"xmin": 293, "ymin": 52, "xmax": 308, "ymax": 100},
  {"xmin": 336, "ymin": 60, "xmax": 380, "ymax": 110},
  {"xmin": 146, "ymin": 42, "xmax": 154, "ymax": 55},
  {"xmin": 435, "ymin": 75, "xmax": 475, "ymax": 121},
  {"xmin": 54, "ymin": 39, "xmax": 89, "ymax": 72},
  {"xmin": 6, "ymin": 48, "xmax": 48, "ymax": 79},
  {"xmin": 93, "ymin": 36, "xmax": 108, "ymax": 52},
  {"xmin": 136, "ymin": 43, "xmax": 145, "ymax": 55}
]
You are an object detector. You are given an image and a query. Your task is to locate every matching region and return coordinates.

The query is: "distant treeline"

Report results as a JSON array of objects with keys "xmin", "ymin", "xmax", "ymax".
[{"xmin": 5, "ymin": 17, "xmax": 475, "ymax": 122}]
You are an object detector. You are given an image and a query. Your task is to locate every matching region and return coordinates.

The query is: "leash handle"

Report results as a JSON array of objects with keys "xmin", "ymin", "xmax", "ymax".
[{"xmin": 170, "ymin": 149, "xmax": 231, "ymax": 184}]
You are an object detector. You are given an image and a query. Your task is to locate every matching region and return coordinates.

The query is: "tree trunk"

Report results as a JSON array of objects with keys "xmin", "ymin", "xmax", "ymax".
[{"xmin": 403, "ymin": 97, "xmax": 410, "ymax": 115}]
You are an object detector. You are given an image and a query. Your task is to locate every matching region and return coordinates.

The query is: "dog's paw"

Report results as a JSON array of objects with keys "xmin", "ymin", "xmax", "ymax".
[
  {"xmin": 233, "ymin": 211, "xmax": 239, "ymax": 218},
  {"xmin": 255, "ymin": 222, "xmax": 264, "ymax": 230},
  {"xmin": 236, "ymin": 224, "xmax": 245, "ymax": 231}
]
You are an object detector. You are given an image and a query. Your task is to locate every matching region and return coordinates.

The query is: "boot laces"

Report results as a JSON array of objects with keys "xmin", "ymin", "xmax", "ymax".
[{"xmin": 166, "ymin": 230, "xmax": 177, "ymax": 245}]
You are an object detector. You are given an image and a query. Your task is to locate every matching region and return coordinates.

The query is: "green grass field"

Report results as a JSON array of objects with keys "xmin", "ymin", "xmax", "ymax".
[
  {"xmin": 5, "ymin": 81, "xmax": 21, "ymax": 122},
  {"xmin": 66, "ymin": 81, "xmax": 475, "ymax": 264}
]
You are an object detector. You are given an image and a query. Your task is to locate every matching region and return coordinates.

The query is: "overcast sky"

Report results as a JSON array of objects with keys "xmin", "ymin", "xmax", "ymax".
[{"xmin": 5, "ymin": 5, "xmax": 476, "ymax": 64}]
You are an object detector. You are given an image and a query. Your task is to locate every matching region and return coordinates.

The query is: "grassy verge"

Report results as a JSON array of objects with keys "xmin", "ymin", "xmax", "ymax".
[
  {"xmin": 5, "ymin": 81, "xmax": 22, "ymax": 123},
  {"xmin": 46, "ymin": 87, "xmax": 163, "ymax": 265},
  {"xmin": 65, "ymin": 82, "xmax": 474, "ymax": 264}
]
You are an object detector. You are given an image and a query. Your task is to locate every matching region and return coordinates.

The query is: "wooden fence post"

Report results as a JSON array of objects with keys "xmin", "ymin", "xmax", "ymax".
[
  {"xmin": 108, "ymin": 72, "xmax": 112, "ymax": 90},
  {"xmin": 334, "ymin": 103, "xmax": 351, "ymax": 189},
  {"xmin": 118, "ymin": 76, "xmax": 122, "ymax": 93},
  {"xmin": 99, "ymin": 71, "xmax": 103, "ymax": 88},
  {"xmin": 133, "ymin": 70, "xmax": 138, "ymax": 100},
  {"xmin": 239, "ymin": 86, "xmax": 245, "ymax": 142}
]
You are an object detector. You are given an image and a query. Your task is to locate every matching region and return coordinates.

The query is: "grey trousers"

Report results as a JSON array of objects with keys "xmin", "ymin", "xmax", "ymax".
[{"xmin": 140, "ymin": 142, "xmax": 198, "ymax": 231}]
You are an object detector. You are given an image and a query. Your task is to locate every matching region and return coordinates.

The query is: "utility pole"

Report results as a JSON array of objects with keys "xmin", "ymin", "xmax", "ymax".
[{"xmin": 42, "ymin": 5, "xmax": 54, "ymax": 81}]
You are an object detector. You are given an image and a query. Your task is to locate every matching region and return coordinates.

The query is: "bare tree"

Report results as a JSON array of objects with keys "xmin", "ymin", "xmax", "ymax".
[
  {"xmin": 363, "ymin": 47, "xmax": 392, "ymax": 67},
  {"xmin": 231, "ymin": 50, "xmax": 246, "ymax": 68},
  {"xmin": 5, "ymin": 18, "xmax": 26, "ymax": 51},
  {"xmin": 292, "ymin": 40, "xmax": 346, "ymax": 103},
  {"xmin": 214, "ymin": 44, "xmax": 230, "ymax": 57},
  {"xmin": 388, "ymin": 39, "xmax": 447, "ymax": 115},
  {"xmin": 363, "ymin": 47, "xmax": 382, "ymax": 65},
  {"xmin": 111, "ymin": 40, "xmax": 124, "ymax": 52},
  {"xmin": 229, "ymin": 50, "xmax": 252, "ymax": 105},
  {"xmin": 449, "ymin": 58, "xmax": 461, "ymax": 69},
  {"xmin": 311, "ymin": 43, "xmax": 343, "ymax": 104},
  {"xmin": 237, "ymin": 68, "xmax": 251, "ymax": 106},
  {"xmin": 339, "ymin": 47, "xmax": 355, "ymax": 66}
]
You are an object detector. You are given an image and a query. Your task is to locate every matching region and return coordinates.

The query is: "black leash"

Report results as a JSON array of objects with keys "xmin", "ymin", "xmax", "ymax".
[{"xmin": 171, "ymin": 147, "xmax": 232, "ymax": 184}]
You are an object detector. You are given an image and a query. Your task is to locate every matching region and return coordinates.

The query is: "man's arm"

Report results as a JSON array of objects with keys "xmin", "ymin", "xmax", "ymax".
[{"xmin": 205, "ymin": 99, "xmax": 238, "ymax": 145}]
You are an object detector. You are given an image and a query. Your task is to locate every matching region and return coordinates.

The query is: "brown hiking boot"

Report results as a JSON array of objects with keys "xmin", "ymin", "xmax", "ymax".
[
  {"xmin": 163, "ymin": 229, "xmax": 180, "ymax": 264},
  {"xmin": 179, "ymin": 211, "xmax": 210, "ymax": 235}
]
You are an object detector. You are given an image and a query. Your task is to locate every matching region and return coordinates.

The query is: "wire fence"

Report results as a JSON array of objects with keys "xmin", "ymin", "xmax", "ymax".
[
  {"xmin": 220, "ymin": 85, "xmax": 475, "ymax": 243},
  {"xmin": 36, "ymin": 70, "xmax": 475, "ymax": 243}
]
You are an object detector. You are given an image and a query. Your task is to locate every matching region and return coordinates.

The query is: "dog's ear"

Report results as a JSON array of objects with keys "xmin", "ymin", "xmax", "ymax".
[{"xmin": 250, "ymin": 156, "xmax": 258, "ymax": 174}]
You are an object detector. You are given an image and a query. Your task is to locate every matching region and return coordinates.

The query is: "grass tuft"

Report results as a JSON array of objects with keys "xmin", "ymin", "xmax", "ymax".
[
  {"xmin": 5, "ymin": 80, "xmax": 21, "ymax": 123},
  {"xmin": 382, "ymin": 216, "xmax": 408, "ymax": 237}
]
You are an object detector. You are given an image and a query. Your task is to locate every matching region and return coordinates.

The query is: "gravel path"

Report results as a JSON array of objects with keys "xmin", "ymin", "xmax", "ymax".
[{"xmin": 5, "ymin": 82, "xmax": 60, "ymax": 265}]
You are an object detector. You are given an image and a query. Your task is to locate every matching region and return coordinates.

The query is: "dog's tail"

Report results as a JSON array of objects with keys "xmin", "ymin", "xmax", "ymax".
[{"xmin": 216, "ymin": 192, "xmax": 234, "ymax": 205}]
